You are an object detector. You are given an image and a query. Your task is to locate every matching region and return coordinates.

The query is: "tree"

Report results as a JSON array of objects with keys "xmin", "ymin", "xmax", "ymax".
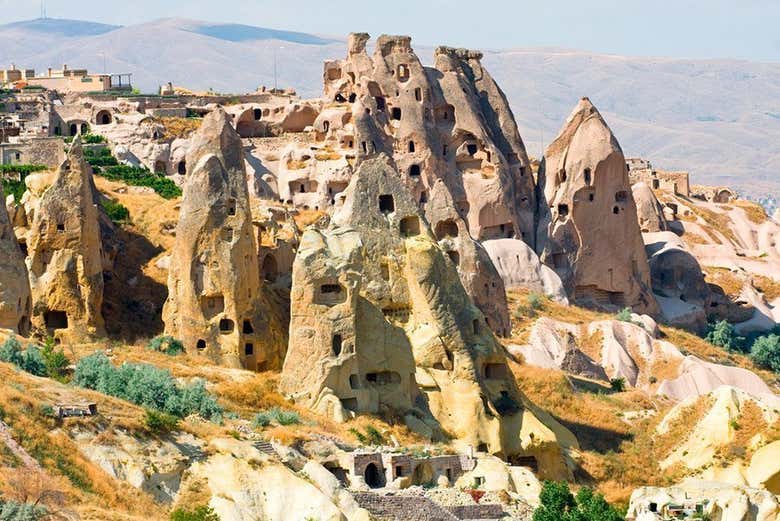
[
  {"xmin": 533, "ymin": 481, "xmax": 624, "ymax": 521},
  {"xmin": 170, "ymin": 506, "xmax": 219, "ymax": 521},
  {"xmin": 705, "ymin": 320, "xmax": 745, "ymax": 352},
  {"xmin": 41, "ymin": 338, "xmax": 70, "ymax": 382},
  {"xmin": 751, "ymin": 334, "xmax": 780, "ymax": 372},
  {"xmin": 0, "ymin": 335, "xmax": 24, "ymax": 367}
]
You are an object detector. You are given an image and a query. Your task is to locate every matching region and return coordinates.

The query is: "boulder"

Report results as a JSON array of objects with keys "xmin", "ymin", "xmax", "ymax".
[{"xmin": 483, "ymin": 238, "xmax": 568, "ymax": 303}]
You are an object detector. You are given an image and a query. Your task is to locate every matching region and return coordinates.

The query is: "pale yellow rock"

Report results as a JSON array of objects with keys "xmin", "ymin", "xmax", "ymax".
[
  {"xmin": 25, "ymin": 138, "xmax": 105, "ymax": 342},
  {"xmin": 747, "ymin": 440, "xmax": 780, "ymax": 494},
  {"xmin": 163, "ymin": 108, "xmax": 285, "ymax": 369}
]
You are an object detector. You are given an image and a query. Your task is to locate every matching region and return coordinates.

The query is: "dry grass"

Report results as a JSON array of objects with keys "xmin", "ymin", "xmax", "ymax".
[
  {"xmin": 703, "ymin": 267, "xmax": 745, "ymax": 299},
  {"xmin": 156, "ymin": 117, "xmax": 202, "ymax": 139},
  {"xmin": 754, "ymin": 274, "xmax": 780, "ymax": 301},
  {"xmin": 735, "ymin": 200, "xmax": 768, "ymax": 225},
  {"xmin": 314, "ymin": 151, "xmax": 342, "ymax": 161},
  {"xmin": 286, "ymin": 159, "xmax": 309, "ymax": 170},
  {"xmin": 294, "ymin": 208, "xmax": 326, "ymax": 230},
  {"xmin": 692, "ymin": 206, "xmax": 739, "ymax": 245},
  {"xmin": 0, "ymin": 364, "xmax": 164, "ymax": 518},
  {"xmin": 578, "ymin": 329, "xmax": 603, "ymax": 362}
]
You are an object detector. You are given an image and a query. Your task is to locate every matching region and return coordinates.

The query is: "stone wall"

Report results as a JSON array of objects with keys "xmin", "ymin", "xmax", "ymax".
[{"xmin": 0, "ymin": 138, "xmax": 64, "ymax": 168}]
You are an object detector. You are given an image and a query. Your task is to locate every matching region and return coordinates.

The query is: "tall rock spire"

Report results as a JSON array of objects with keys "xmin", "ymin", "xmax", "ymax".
[
  {"xmin": 163, "ymin": 108, "xmax": 284, "ymax": 369},
  {"xmin": 0, "ymin": 184, "xmax": 31, "ymax": 335},
  {"xmin": 26, "ymin": 137, "xmax": 105, "ymax": 341},
  {"xmin": 536, "ymin": 98, "xmax": 658, "ymax": 315}
]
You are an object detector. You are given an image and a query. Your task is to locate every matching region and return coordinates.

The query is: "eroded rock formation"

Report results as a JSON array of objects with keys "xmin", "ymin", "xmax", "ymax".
[
  {"xmin": 25, "ymin": 139, "xmax": 105, "ymax": 341},
  {"xmin": 281, "ymin": 155, "xmax": 576, "ymax": 479},
  {"xmin": 163, "ymin": 108, "xmax": 285, "ymax": 369},
  {"xmin": 536, "ymin": 98, "xmax": 659, "ymax": 315},
  {"xmin": 0, "ymin": 190, "xmax": 31, "ymax": 334}
]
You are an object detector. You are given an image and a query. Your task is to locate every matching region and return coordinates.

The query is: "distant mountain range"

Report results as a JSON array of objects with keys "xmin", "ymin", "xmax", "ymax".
[{"xmin": 1, "ymin": 17, "xmax": 779, "ymax": 199}]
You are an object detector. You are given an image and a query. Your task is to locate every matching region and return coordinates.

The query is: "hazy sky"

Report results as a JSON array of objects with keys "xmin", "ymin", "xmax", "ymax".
[{"xmin": 3, "ymin": 0, "xmax": 779, "ymax": 61}]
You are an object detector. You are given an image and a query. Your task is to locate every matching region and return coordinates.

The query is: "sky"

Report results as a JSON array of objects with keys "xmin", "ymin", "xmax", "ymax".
[{"xmin": 2, "ymin": 0, "xmax": 779, "ymax": 61}]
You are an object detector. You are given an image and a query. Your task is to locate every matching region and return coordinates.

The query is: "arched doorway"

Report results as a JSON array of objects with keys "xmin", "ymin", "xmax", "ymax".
[
  {"xmin": 69, "ymin": 123, "xmax": 78, "ymax": 136},
  {"xmin": 364, "ymin": 463, "xmax": 384, "ymax": 489},
  {"xmin": 96, "ymin": 110, "xmax": 112, "ymax": 125},
  {"xmin": 80, "ymin": 123, "xmax": 89, "ymax": 135}
]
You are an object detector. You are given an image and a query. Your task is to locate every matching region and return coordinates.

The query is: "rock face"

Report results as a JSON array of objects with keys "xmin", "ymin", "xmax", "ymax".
[
  {"xmin": 311, "ymin": 33, "xmax": 541, "ymax": 335},
  {"xmin": 281, "ymin": 155, "xmax": 577, "ymax": 479},
  {"xmin": 628, "ymin": 480, "xmax": 780, "ymax": 521},
  {"xmin": 163, "ymin": 108, "xmax": 284, "ymax": 370},
  {"xmin": 644, "ymin": 231, "xmax": 709, "ymax": 332},
  {"xmin": 482, "ymin": 239, "xmax": 568, "ymax": 303},
  {"xmin": 25, "ymin": 139, "xmax": 105, "ymax": 341},
  {"xmin": 0, "ymin": 189, "xmax": 31, "ymax": 335},
  {"xmin": 536, "ymin": 98, "xmax": 658, "ymax": 315},
  {"xmin": 632, "ymin": 182, "xmax": 668, "ymax": 233}
]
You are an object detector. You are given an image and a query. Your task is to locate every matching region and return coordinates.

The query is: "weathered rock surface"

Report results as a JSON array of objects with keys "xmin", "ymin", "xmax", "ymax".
[
  {"xmin": 632, "ymin": 181, "xmax": 668, "ymax": 233},
  {"xmin": 281, "ymin": 155, "xmax": 577, "ymax": 479},
  {"xmin": 483, "ymin": 239, "xmax": 568, "ymax": 303},
  {"xmin": 536, "ymin": 98, "xmax": 658, "ymax": 315},
  {"xmin": 163, "ymin": 108, "xmax": 285, "ymax": 369},
  {"xmin": 628, "ymin": 480, "xmax": 780, "ymax": 521},
  {"xmin": 644, "ymin": 231, "xmax": 709, "ymax": 332},
  {"xmin": 0, "ymin": 186, "xmax": 31, "ymax": 335},
  {"xmin": 25, "ymin": 139, "xmax": 105, "ymax": 342}
]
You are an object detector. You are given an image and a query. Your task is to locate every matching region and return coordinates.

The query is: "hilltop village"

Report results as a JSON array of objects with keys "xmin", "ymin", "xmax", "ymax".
[{"xmin": 1, "ymin": 34, "xmax": 780, "ymax": 521}]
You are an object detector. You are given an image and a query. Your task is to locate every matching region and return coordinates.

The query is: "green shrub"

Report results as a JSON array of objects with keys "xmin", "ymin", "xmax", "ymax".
[
  {"xmin": 0, "ymin": 335, "xmax": 24, "ymax": 367},
  {"xmin": 1, "ymin": 164, "xmax": 47, "ymax": 203},
  {"xmin": 147, "ymin": 336, "xmax": 184, "ymax": 356},
  {"xmin": 533, "ymin": 481, "xmax": 623, "ymax": 521},
  {"xmin": 144, "ymin": 408, "xmax": 180, "ymax": 434},
  {"xmin": 609, "ymin": 377, "xmax": 626, "ymax": 393},
  {"xmin": 101, "ymin": 198, "xmax": 130, "ymax": 223},
  {"xmin": 528, "ymin": 292, "xmax": 544, "ymax": 311},
  {"xmin": 349, "ymin": 425, "xmax": 386, "ymax": 445},
  {"xmin": 98, "ymin": 165, "xmax": 182, "ymax": 199},
  {"xmin": 615, "ymin": 307, "xmax": 633, "ymax": 323},
  {"xmin": 750, "ymin": 334, "xmax": 780, "ymax": 372},
  {"xmin": 252, "ymin": 411, "xmax": 271, "ymax": 428},
  {"xmin": 81, "ymin": 133, "xmax": 106, "ymax": 144},
  {"xmin": 41, "ymin": 337, "xmax": 70, "ymax": 382},
  {"xmin": 74, "ymin": 353, "xmax": 223, "ymax": 421},
  {"xmin": 705, "ymin": 320, "xmax": 746, "ymax": 352},
  {"xmin": 20, "ymin": 346, "xmax": 46, "ymax": 377},
  {"xmin": 0, "ymin": 164, "xmax": 47, "ymax": 176},
  {"xmin": 0, "ymin": 499, "xmax": 49, "ymax": 520},
  {"xmin": 170, "ymin": 506, "xmax": 219, "ymax": 521}
]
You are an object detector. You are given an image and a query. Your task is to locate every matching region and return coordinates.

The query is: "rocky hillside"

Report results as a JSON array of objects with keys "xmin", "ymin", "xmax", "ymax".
[{"xmin": 2, "ymin": 18, "xmax": 780, "ymax": 198}]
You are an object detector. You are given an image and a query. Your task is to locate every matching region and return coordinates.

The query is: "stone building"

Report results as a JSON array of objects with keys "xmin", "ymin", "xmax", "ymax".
[
  {"xmin": 281, "ymin": 154, "xmax": 577, "ymax": 479},
  {"xmin": 627, "ymin": 158, "xmax": 690, "ymax": 197},
  {"xmin": 536, "ymin": 98, "xmax": 659, "ymax": 315},
  {"xmin": 163, "ymin": 108, "xmax": 285, "ymax": 370}
]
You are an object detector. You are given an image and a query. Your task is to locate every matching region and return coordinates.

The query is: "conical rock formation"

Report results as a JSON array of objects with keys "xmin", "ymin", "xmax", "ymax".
[
  {"xmin": 163, "ymin": 108, "xmax": 285, "ymax": 369},
  {"xmin": 536, "ymin": 98, "xmax": 658, "ymax": 315},
  {"xmin": 26, "ymin": 138, "xmax": 105, "ymax": 341},
  {"xmin": 281, "ymin": 154, "xmax": 577, "ymax": 480},
  {"xmin": 0, "ymin": 189, "xmax": 31, "ymax": 335}
]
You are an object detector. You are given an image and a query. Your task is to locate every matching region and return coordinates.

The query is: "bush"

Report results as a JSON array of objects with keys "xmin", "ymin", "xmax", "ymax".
[
  {"xmin": 81, "ymin": 133, "xmax": 106, "ymax": 144},
  {"xmin": 144, "ymin": 408, "xmax": 180, "ymax": 434},
  {"xmin": 98, "ymin": 165, "xmax": 182, "ymax": 199},
  {"xmin": 0, "ymin": 499, "xmax": 49, "ymax": 520},
  {"xmin": 20, "ymin": 346, "xmax": 46, "ymax": 377},
  {"xmin": 609, "ymin": 377, "xmax": 626, "ymax": 393},
  {"xmin": 41, "ymin": 338, "xmax": 70, "ymax": 382},
  {"xmin": 74, "ymin": 353, "xmax": 223, "ymax": 421},
  {"xmin": 252, "ymin": 412, "xmax": 271, "ymax": 428},
  {"xmin": 705, "ymin": 320, "xmax": 746, "ymax": 352},
  {"xmin": 0, "ymin": 164, "xmax": 46, "ymax": 204},
  {"xmin": 0, "ymin": 335, "xmax": 24, "ymax": 367},
  {"xmin": 147, "ymin": 336, "xmax": 184, "ymax": 356},
  {"xmin": 615, "ymin": 307, "xmax": 633, "ymax": 323},
  {"xmin": 349, "ymin": 425, "xmax": 386, "ymax": 446},
  {"xmin": 0, "ymin": 336, "xmax": 48, "ymax": 377},
  {"xmin": 533, "ymin": 481, "xmax": 623, "ymax": 521},
  {"xmin": 528, "ymin": 293, "xmax": 544, "ymax": 311},
  {"xmin": 101, "ymin": 198, "xmax": 130, "ymax": 223},
  {"xmin": 170, "ymin": 506, "xmax": 220, "ymax": 521},
  {"xmin": 751, "ymin": 334, "xmax": 780, "ymax": 372}
]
